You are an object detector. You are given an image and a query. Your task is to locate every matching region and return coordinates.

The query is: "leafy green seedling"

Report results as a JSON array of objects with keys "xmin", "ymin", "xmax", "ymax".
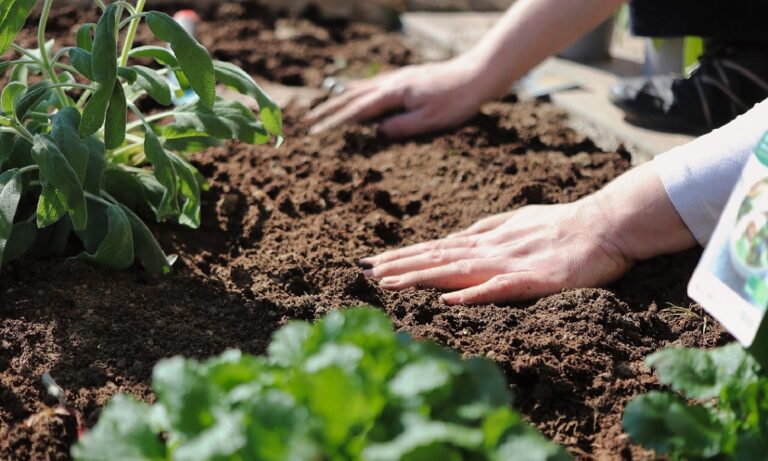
[
  {"xmin": 73, "ymin": 307, "xmax": 570, "ymax": 461},
  {"xmin": 0, "ymin": 0, "xmax": 282, "ymax": 274},
  {"xmin": 623, "ymin": 343, "xmax": 768, "ymax": 460}
]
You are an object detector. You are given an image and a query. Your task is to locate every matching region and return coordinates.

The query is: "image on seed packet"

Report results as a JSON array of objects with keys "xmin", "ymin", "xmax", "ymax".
[{"xmin": 689, "ymin": 134, "xmax": 768, "ymax": 346}]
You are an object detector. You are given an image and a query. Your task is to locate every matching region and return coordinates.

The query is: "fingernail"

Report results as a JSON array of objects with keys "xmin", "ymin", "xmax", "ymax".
[
  {"xmin": 358, "ymin": 259, "xmax": 374, "ymax": 270},
  {"xmin": 362, "ymin": 269, "xmax": 374, "ymax": 279},
  {"xmin": 441, "ymin": 293, "xmax": 461, "ymax": 304},
  {"xmin": 379, "ymin": 277, "xmax": 400, "ymax": 288}
]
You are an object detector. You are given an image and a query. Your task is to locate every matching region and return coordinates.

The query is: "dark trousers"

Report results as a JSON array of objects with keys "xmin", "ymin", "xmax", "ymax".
[{"xmin": 630, "ymin": 0, "xmax": 768, "ymax": 40}]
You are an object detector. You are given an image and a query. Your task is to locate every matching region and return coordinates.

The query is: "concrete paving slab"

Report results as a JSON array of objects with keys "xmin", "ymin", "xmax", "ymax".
[{"xmin": 401, "ymin": 12, "xmax": 695, "ymax": 162}]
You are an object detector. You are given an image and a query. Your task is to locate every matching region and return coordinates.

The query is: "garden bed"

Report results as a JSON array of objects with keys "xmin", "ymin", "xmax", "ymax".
[{"xmin": 0, "ymin": 2, "xmax": 729, "ymax": 460}]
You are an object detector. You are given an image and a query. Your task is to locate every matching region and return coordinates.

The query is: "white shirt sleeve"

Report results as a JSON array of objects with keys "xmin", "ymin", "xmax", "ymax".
[{"xmin": 654, "ymin": 99, "xmax": 768, "ymax": 245}]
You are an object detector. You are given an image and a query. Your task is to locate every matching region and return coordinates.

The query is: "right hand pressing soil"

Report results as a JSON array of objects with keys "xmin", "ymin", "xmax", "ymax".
[{"xmin": 361, "ymin": 162, "xmax": 698, "ymax": 304}]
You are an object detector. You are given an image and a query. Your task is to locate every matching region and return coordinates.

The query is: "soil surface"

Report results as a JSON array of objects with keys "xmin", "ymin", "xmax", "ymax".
[{"xmin": 1, "ymin": 3, "xmax": 730, "ymax": 461}]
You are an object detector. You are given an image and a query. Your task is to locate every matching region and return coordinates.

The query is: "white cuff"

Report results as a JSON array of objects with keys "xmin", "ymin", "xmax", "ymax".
[{"xmin": 654, "ymin": 100, "xmax": 768, "ymax": 245}]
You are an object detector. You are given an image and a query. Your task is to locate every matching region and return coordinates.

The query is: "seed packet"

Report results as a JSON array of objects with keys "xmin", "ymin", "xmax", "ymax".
[{"xmin": 689, "ymin": 133, "xmax": 768, "ymax": 347}]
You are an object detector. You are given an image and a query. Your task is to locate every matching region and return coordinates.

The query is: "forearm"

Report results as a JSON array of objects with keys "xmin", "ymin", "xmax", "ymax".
[
  {"xmin": 587, "ymin": 162, "xmax": 697, "ymax": 263},
  {"xmin": 465, "ymin": 0, "xmax": 626, "ymax": 98}
]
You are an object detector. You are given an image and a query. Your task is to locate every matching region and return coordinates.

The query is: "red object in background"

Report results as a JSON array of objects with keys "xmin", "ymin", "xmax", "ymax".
[{"xmin": 173, "ymin": 9, "xmax": 200, "ymax": 35}]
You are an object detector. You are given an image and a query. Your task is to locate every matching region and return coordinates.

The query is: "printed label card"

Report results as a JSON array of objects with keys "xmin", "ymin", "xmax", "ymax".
[{"xmin": 689, "ymin": 132, "xmax": 768, "ymax": 346}]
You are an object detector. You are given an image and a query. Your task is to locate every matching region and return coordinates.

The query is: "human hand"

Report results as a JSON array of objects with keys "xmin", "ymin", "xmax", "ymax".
[
  {"xmin": 305, "ymin": 57, "xmax": 494, "ymax": 138},
  {"xmin": 359, "ymin": 199, "xmax": 635, "ymax": 305}
]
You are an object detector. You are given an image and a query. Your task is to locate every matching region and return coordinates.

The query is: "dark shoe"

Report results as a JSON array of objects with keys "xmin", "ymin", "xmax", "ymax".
[{"xmin": 610, "ymin": 42, "xmax": 768, "ymax": 135}]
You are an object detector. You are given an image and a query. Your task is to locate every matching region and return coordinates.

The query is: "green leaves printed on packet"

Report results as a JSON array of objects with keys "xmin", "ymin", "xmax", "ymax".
[{"xmin": 73, "ymin": 308, "xmax": 570, "ymax": 461}]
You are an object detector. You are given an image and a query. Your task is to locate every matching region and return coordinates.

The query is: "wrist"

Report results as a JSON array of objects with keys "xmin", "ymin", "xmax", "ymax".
[
  {"xmin": 451, "ymin": 51, "xmax": 509, "ymax": 102},
  {"xmin": 584, "ymin": 164, "xmax": 697, "ymax": 264}
]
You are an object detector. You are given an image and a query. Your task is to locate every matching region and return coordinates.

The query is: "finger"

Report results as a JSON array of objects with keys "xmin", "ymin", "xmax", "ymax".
[
  {"xmin": 440, "ymin": 272, "xmax": 547, "ymax": 305},
  {"xmin": 360, "ymin": 236, "xmax": 478, "ymax": 267},
  {"xmin": 447, "ymin": 212, "xmax": 516, "ymax": 238},
  {"xmin": 378, "ymin": 107, "xmax": 434, "ymax": 138},
  {"xmin": 365, "ymin": 247, "xmax": 488, "ymax": 279},
  {"xmin": 309, "ymin": 89, "xmax": 404, "ymax": 135},
  {"xmin": 304, "ymin": 84, "xmax": 371, "ymax": 123},
  {"xmin": 378, "ymin": 258, "xmax": 507, "ymax": 291}
]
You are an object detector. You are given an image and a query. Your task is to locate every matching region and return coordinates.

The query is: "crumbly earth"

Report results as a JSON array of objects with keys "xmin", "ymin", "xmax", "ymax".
[{"xmin": 0, "ymin": 2, "xmax": 730, "ymax": 460}]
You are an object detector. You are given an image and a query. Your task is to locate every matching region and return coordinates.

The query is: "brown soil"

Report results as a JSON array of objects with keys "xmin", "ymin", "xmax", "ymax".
[
  {"xmin": 10, "ymin": 1, "xmax": 415, "ymax": 88},
  {"xmin": 0, "ymin": 3, "xmax": 729, "ymax": 461}
]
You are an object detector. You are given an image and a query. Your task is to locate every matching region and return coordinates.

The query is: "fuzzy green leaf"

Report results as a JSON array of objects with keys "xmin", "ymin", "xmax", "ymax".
[
  {"xmin": 103, "ymin": 168, "xmax": 155, "ymax": 212},
  {"xmin": 131, "ymin": 65, "xmax": 172, "ymax": 106},
  {"xmin": 1, "ymin": 81, "xmax": 25, "ymax": 114},
  {"xmin": 0, "ymin": 132, "xmax": 14, "ymax": 169},
  {"xmin": 3, "ymin": 220, "xmax": 36, "ymax": 264},
  {"xmin": 104, "ymin": 83, "xmax": 126, "ymax": 149},
  {"xmin": 164, "ymin": 99, "xmax": 269, "ymax": 145},
  {"xmin": 0, "ymin": 0, "xmax": 37, "ymax": 55},
  {"xmin": 128, "ymin": 45, "xmax": 179, "ymax": 67},
  {"xmin": 163, "ymin": 133, "xmax": 220, "ymax": 153},
  {"xmin": 91, "ymin": 4, "xmax": 117, "ymax": 84},
  {"xmin": 168, "ymin": 154, "xmax": 201, "ymax": 228},
  {"xmin": 76, "ymin": 202, "xmax": 134, "ymax": 270},
  {"xmin": 79, "ymin": 4, "xmax": 118, "ymax": 138},
  {"xmin": 36, "ymin": 184, "xmax": 68, "ymax": 228},
  {"xmin": 82, "ymin": 136, "xmax": 106, "ymax": 194},
  {"xmin": 51, "ymin": 108, "xmax": 89, "ymax": 181},
  {"xmin": 143, "ymin": 129, "xmax": 179, "ymax": 221},
  {"xmin": 68, "ymin": 47, "xmax": 94, "ymax": 80},
  {"xmin": 213, "ymin": 60, "xmax": 283, "ymax": 137},
  {"xmin": 0, "ymin": 169, "xmax": 23, "ymax": 264},
  {"xmin": 31, "ymin": 135, "xmax": 87, "ymax": 231},
  {"xmin": 118, "ymin": 203, "xmax": 175, "ymax": 275},
  {"xmin": 15, "ymin": 81, "xmax": 51, "ymax": 121},
  {"xmin": 76, "ymin": 23, "xmax": 95, "ymax": 52},
  {"xmin": 146, "ymin": 11, "xmax": 215, "ymax": 108}
]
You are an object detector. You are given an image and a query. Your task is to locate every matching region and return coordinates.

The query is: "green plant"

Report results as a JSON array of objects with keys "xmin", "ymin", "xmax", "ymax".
[
  {"xmin": 0, "ymin": 0, "xmax": 281, "ymax": 274},
  {"xmin": 72, "ymin": 307, "xmax": 570, "ymax": 461},
  {"xmin": 623, "ymin": 343, "xmax": 768, "ymax": 460}
]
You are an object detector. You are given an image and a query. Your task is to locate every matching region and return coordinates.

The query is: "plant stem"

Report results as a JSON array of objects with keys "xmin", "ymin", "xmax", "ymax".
[
  {"xmin": 38, "ymin": 0, "xmax": 69, "ymax": 107},
  {"xmin": 84, "ymin": 191, "xmax": 114, "ymax": 207},
  {"xmin": 119, "ymin": 0, "xmax": 147, "ymax": 68},
  {"xmin": 110, "ymin": 141, "xmax": 143, "ymax": 159},
  {"xmin": 10, "ymin": 44, "xmax": 44, "ymax": 67},
  {"xmin": 126, "ymin": 110, "xmax": 176, "ymax": 131},
  {"xmin": 8, "ymin": 122, "xmax": 34, "ymax": 143},
  {"xmin": 18, "ymin": 164, "xmax": 39, "ymax": 175},
  {"xmin": 49, "ymin": 82, "xmax": 97, "ymax": 91}
]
